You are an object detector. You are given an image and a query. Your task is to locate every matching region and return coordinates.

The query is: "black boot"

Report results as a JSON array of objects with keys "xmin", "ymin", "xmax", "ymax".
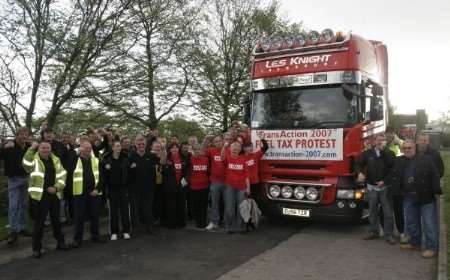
[
  {"xmin": 32, "ymin": 250, "xmax": 42, "ymax": 259},
  {"xmin": 19, "ymin": 230, "xmax": 33, "ymax": 237},
  {"xmin": 91, "ymin": 236, "xmax": 106, "ymax": 244},
  {"xmin": 7, "ymin": 232, "xmax": 18, "ymax": 245},
  {"xmin": 56, "ymin": 242, "xmax": 70, "ymax": 251},
  {"xmin": 71, "ymin": 240, "xmax": 82, "ymax": 249},
  {"xmin": 145, "ymin": 226, "xmax": 155, "ymax": 235}
]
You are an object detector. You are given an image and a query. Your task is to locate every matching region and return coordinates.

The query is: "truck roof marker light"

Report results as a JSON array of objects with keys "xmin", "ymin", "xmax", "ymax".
[
  {"xmin": 321, "ymin": 28, "xmax": 334, "ymax": 43},
  {"xmin": 284, "ymin": 37, "xmax": 295, "ymax": 49},
  {"xmin": 307, "ymin": 30, "xmax": 320, "ymax": 45},
  {"xmin": 254, "ymin": 42, "xmax": 263, "ymax": 53},
  {"xmin": 260, "ymin": 37, "xmax": 272, "ymax": 52},
  {"xmin": 335, "ymin": 31, "xmax": 345, "ymax": 42},
  {"xmin": 295, "ymin": 33, "xmax": 307, "ymax": 47},
  {"xmin": 270, "ymin": 36, "xmax": 283, "ymax": 50}
]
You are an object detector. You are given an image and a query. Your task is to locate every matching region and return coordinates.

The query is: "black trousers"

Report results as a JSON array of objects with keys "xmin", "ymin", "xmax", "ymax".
[
  {"xmin": 130, "ymin": 187, "xmax": 155, "ymax": 229},
  {"xmin": 163, "ymin": 189, "xmax": 186, "ymax": 229},
  {"xmin": 192, "ymin": 189, "xmax": 209, "ymax": 228},
  {"xmin": 129, "ymin": 192, "xmax": 139, "ymax": 227},
  {"xmin": 31, "ymin": 192, "xmax": 64, "ymax": 251},
  {"xmin": 186, "ymin": 186, "xmax": 194, "ymax": 220},
  {"xmin": 153, "ymin": 184, "xmax": 164, "ymax": 222},
  {"xmin": 73, "ymin": 193, "xmax": 101, "ymax": 242},
  {"xmin": 108, "ymin": 190, "xmax": 131, "ymax": 234},
  {"xmin": 380, "ymin": 194, "xmax": 405, "ymax": 234},
  {"xmin": 139, "ymin": 187, "xmax": 155, "ymax": 228}
]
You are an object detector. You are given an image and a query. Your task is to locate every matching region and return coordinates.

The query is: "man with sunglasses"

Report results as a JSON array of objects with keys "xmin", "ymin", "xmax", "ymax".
[
  {"xmin": 393, "ymin": 139, "xmax": 441, "ymax": 258},
  {"xmin": 128, "ymin": 135, "xmax": 158, "ymax": 234}
]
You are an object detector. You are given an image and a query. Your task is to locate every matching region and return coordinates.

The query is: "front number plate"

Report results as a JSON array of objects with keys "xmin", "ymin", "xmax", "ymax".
[{"xmin": 282, "ymin": 208, "xmax": 310, "ymax": 217}]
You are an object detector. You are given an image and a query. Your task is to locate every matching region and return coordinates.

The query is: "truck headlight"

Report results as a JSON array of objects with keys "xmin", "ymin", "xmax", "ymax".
[
  {"xmin": 336, "ymin": 189, "xmax": 365, "ymax": 200},
  {"xmin": 281, "ymin": 185, "xmax": 293, "ymax": 198},
  {"xmin": 294, "ymin": 186, "xmax": 306, "ymax": 200},
  {"xmin": 269, "ymin": 185, "xmax": 281, "ymax": 198},
  {"xmin": 336, "ymin": 189, "xmax": 355, "ymax": 199},
  {"xmin": 306, "ymin": 187, "xmax": 319, "ymax": 201}
]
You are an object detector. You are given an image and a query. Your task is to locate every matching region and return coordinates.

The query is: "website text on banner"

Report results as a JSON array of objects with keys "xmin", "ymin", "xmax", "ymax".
[{"xmin": 252, "ymin": 129, "xmax": 343, "ymax": 161}]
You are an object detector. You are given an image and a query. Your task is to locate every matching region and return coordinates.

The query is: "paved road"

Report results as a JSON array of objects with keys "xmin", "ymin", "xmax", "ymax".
[
  {"xmin": 219, "ymin": 223, "xmax": 435, "ymax": 280},
  {"xmin": 0, "ymin": 219, "xmax": 435, "ymax": 280},
  {"xmin": 0, "ymin": 218, "xmax": 307, "ymax": 280}
]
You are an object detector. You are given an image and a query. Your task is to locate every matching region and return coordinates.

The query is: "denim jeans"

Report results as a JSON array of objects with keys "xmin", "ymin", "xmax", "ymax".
[
  {"xmin": 224, "ymin": 185, "xmax": 246, "ymax": 232},
  {"xmin": 367, "ymin": 187, "xmax": 393, "ymax": 236},
  {"xmin": 404, "ymin": 194, "xmax": 438, "ymax": 250},
  {"xmin": 8, "ymin": 176, "xmax": 29, "ymax": 233},
  {"xmin": 210, "ymin": 182, "xmax": 226, "ymax": 225}
]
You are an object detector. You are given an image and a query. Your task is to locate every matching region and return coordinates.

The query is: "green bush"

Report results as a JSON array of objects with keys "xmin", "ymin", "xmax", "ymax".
[{"xmin": 442, "ymin": 133, "xmax": 450, "ymax": 148}]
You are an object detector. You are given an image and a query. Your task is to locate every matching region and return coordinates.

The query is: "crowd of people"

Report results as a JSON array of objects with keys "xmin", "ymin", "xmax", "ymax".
[
  {"xmin": 0, "ymin": 123, "xmax": 445, "ymax": 260},
  {"xmin": 356, "ymin": 127, "xmax": 445, "ymax": 258},
  {"xmin": 0, "ymin": 122, "xmax": 267, "ymax": 258}
]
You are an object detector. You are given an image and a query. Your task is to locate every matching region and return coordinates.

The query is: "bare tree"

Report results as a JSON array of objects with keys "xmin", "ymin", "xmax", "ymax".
[
  {"xmin": 0, "ymin": 0, "xmax": 70, "ymax": 130},
  {"xmin": 87, "ymin": 0, "xmax": 201, "ymax": 128},
  {"xmin": 192, "ymin": 0, "xmax": 301, "ymax": 130},
  {"xmin": 45, "ymin": 0, "xmax": 133, "ymax": 128}
]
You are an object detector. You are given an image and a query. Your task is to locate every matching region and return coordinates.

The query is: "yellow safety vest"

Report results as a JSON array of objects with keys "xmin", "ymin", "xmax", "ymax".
[
  {"xmin": 388, "ymin": 139, "xmax": 404, "ymax": 157},
  {"xmin": 73, "ymin": 156, "xmax": 101, "ymax": 196},
  {"xmin": 22, "ymin": 149, "xmax": 66, "ymax": 201}
]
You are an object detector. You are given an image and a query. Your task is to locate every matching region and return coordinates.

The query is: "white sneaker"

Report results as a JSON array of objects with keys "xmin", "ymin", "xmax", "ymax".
[
  {"xmin": 110, "ymin": 234, "xmax": 118, "ymax": 241},
  {"xmin": 205, "ymin": 223, "xmax": 218, "ymax": 231},
  {"xmin": 123, "ymin": 233, "xmax": 131, "ymax": 240},
  {"xmin": 400, "ymin": 233, "xmax": 409, "ymax": 244}
]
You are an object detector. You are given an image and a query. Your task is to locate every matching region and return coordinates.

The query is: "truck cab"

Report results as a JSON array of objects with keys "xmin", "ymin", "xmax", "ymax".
[{"xmin": 248, "ymin": 30, "xmax": 389, "ymax": 222}]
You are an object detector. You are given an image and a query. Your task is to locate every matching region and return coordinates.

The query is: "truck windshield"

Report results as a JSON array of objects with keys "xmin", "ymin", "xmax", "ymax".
[{"xmin": 251, "ymin": 86, "xmax": 357, "ymax": 129}]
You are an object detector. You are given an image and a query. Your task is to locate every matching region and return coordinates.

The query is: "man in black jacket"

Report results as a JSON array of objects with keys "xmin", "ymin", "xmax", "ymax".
[
  {"xmin": 128, "ymin": 135, "xmax": 158, "ymax": 234},
  {"xmin": 416, "ymin": 133, "xmax": 445, "ymax": 178},
  {"xmin": 356, "ymin": 134, "xmax": 396, "ymax": 244},
  {"xmin": 0, "ymin": 128, "xmax": 30, "ymax": 244},
  {"xmin": 61, "ymin": 132, "xmax": 77, "ymax": 222},
  {"xmin": 393, "ymin": 139, "xmax": 441, "ymax": 258}
]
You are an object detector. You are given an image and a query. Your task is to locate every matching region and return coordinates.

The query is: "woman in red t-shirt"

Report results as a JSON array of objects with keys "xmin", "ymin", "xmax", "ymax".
[
  {"xmin": 221, "ymin": 141, "xmax": 250, "ymax": 233},
  {"xmin": 243, "ymin": 139, "xmax": 269, "ymax": 199},
  {"xmin": 161, "ymin": 143, "xmax": 188, "ymax": 229},
  {"xmin": 189, "ymin": 145, "xmax": 210, "ymax": 228}
]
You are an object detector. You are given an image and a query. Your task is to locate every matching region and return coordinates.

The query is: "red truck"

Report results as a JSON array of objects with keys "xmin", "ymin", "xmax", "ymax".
[{"xmin": 247, "ymin": 29, "xmax": 388, "ymax": 222}]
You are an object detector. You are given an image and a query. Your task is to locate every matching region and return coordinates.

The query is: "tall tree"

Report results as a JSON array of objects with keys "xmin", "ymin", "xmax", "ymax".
[
  {"xmin": 0, "ymin": 0, "xmax": 133, "ymax": 130},
  {"xmin": 87, "ymin": 0, "xmax": 201, "ymax": 128},
  {"xmin": 0, "ymin": 0, "xmax": 68, "ymax": 130},
  {"xmin": 45, "ymin": 0, "xmax": 133, "ymax": 128},
  {"xmin": 192, "ymin": 0, "xmax": 301, "ymax": 131}
]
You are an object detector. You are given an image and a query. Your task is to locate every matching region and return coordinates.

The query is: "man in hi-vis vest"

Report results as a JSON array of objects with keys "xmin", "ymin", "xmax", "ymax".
[
  {"xmin": 22, "ymin": 141, "xmax": 70, "ymax": 258},
  {"xmin": 72, "ymin": 141, "xmax": 105, "ymax": 248}
]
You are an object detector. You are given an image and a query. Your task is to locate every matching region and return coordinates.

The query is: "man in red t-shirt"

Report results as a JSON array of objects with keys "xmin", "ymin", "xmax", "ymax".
[
  {"xmin": 189, "ymin": 145, "xmax": 210, "ymax": 228},
  {"xmin": 243, "ymin": 139, "xmax": 269, "ymax": 198},
  {"xmin": 222, "ymin": 141, "xmax": 250, "ymax": 233},
  {"xmin": 202, "ymin": 135, "xmax": 226, "ymax": 230}
]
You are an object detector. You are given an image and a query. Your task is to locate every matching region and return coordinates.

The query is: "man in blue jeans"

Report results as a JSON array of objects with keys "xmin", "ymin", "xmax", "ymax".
[
  {"xmin": 202, "ymin": 135, "xmax": 227, "ymax": 230},
  {"xmin": 0, "ymin": 128, "xmax": 30, "ymax": 245},
  {"xmin": 356, "ymin": 133, "xmax": 396, "ymax": 244},
  {"xmin": 393, "ymin": 139, "xmax": 441, "ymax": 258}
]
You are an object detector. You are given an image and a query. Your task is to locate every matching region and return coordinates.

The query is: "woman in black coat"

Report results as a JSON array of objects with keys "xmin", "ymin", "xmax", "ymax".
[
  {"xmin": 162, "ymin": 143, "xmax": 189, "ymax": 229},
  {"xmin": 100, "ymin": 140, "xmax": 131, "ymax": 240}
]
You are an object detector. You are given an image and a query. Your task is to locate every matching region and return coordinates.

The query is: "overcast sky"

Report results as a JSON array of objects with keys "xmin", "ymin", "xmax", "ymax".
[{"xmin": 280, "ymin": 0, "xmax": 450, "ymax": 120}]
